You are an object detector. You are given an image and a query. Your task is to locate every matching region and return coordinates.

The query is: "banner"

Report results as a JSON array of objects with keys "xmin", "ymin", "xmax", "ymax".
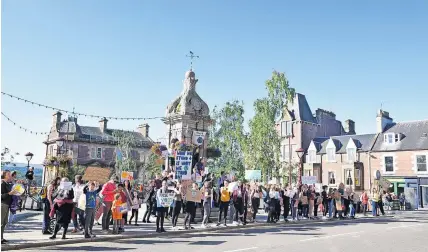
[
  {"xmin": 83, "ymin": 167, "xmax": 111, "ymax": 184},
  {"xmin": 175, "ymin": 151, "xmax": 193, "ymax": 180},
  {"xmin": 121, "ymin": 171, "xmax": 134, "ymax": 182},
  {"xmin": 158, "ymin": 193, "xmax": 175, "ymax": 207},
  {"xmin": 301, "ymin": 176, "xmax": 317, "ymax": 185},
  {"xmin": 245, "ymin": 170, "xmax": 262, "ymax": 181},
  {"xmin": 186, "ymin": 188, "xmax": 202, "ymax": 202},
  {"xmin": 192, "ymin": 131, "xmax": 206, "ymax": 146}
]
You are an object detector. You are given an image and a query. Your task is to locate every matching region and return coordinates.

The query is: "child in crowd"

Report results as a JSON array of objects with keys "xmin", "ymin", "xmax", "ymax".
[
  {"xmin": 83, "ymin": 181, "xmax": 102, "ymax": 238},
  {"xmin": 112, "ymin": 193, "xmax": 123, "ymax": 234},
  {"xmin": 128, "ymin": 191, "xmax": 140, "ymax": 226}
]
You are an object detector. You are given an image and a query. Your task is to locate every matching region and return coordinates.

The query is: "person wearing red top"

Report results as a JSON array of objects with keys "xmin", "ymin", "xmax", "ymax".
[
  {"xmin": 100, "ymin": 175, "xmax": 118, "ymax": 233},
  {"xmin": 361, "ymin": 191, "xmax": 369, "ymax": 216}
]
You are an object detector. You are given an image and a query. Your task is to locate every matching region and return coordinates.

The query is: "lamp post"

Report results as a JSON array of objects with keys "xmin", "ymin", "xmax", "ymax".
[
  {"xmin": 25, "ymin": 152, "xmax": 34, "ymax": 169},
  {"xmin": 296, "ymin": 148, "xmax": 305, "ymax": 185}
]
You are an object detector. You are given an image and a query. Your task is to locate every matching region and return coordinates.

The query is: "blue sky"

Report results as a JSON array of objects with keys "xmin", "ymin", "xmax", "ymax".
[{"xmin": 1, "ymin": 0, "xmax": 427, "ymax": 164}]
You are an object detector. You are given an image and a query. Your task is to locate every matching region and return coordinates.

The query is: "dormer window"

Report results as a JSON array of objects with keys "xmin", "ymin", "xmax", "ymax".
[
  {"xmin": 327, "ymin": 148, "xmax": 336, "ymax": 162},
  {"xmin": 384, "ymin": 133, "xmax": 401, "ymax": 144}
]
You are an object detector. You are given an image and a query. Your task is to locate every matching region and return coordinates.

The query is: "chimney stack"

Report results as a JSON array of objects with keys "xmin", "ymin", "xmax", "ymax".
[
  {"xmin": 138, "ymin": 124, "xmax": 150, "ymax": 138},
  {"xmin": 376, "ymin": 109, "xmax": 393, "ymax": 133},
  {"xmin": 344, "ymin": 119, "xmax": 356, "ymax": 135},
  {"xmin": 99, "ymin": 117, "xmax": 108, "ymax": 133},
  {"xmin": 52, "ymin": 111, "xmax": 62, "ymax": 131}
]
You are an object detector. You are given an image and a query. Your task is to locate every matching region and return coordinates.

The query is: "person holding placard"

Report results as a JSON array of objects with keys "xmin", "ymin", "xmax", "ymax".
[
  {"xmin": 49, "ymin": 178, "xmax": 75, "ymax": 240},
  {"xmin": 142, "ymin": 180, "xmax": 155, "ymax": 223},
  {"xmin": 1, "ymin": 170, "xmax": 15, "ymax": 244},
  {"xmin": 184, "ymin": 183, "xmax": 199, "ymax": 230},
  {"xmin": 100, "ymin": 175, "xmax": 118, "ymax": 233},
  {"xmin": 111, "ymin": 193, "xmax": 123, "ymax": 234},
  {"xmin": 71, "ymin": 175, "xmax": 85, "ymax": 233},
  {"xmin": 201, "ymin": 181, "xmax": 212, "ymax": 228},
  {"xmin": 171, "ymin": 181, "xmax": 183, "ymax": 230},
  {"xmin": 83, "ymin": 181, "xmax": 102, "ymax": 238},
  {"xmin": 156, "ymin": 180, "xmax": 169, "ymax": 233}
]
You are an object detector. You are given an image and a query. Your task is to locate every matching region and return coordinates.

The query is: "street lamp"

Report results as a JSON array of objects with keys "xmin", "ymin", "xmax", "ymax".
[
  {"xmin": 25, "ymin": 152, "xmax": 34, "ymax": 169},
  {"xmin": 296, "ymin": 148, "xmax": 305, "ymax": 185}
]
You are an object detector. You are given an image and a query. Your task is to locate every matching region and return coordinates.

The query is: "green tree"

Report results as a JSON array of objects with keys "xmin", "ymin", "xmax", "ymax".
[
  {"xmin": 1, "ymin": 147, "xmax": 19, "ymax": 167},
  {"xmin": 244, "ymin": 71, "xmax": 295, "ymax": 182},
  {"xmin": 209, "ymin": 100, "xmax": 246, "ymax": 179}
]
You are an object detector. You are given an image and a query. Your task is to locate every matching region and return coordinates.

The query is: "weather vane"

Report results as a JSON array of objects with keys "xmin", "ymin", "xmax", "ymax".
[{"xmin": 186, "ymin": 51, "xmax": 199, "ymax": 70}]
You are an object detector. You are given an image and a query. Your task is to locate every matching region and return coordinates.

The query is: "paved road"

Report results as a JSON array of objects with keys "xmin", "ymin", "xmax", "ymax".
[{"xmin": 16, "ymin": 210, "xmax": 428, "ymax": 252}]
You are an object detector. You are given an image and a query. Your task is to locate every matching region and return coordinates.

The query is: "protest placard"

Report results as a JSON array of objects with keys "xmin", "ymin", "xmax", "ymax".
[
  {"xmin": 158, "ymin": 193, "xmax": 175, "ymax": 207},
  {"xmin": 245, "ymin": 170, "xmax": 262, "ymax": 181},
  {"xmin": 186, "ymin": 188, "xmax": 202, "ymax": 202},
  {"xmin": 301, "ymin": 176, "xmax": 317, "ymax": 185},
  {"xmin": 83, "ymin": 167, "xmax": 111, "ymax": 184},
  {"xmin": 121, "ymin": 171, "xmax": 134, "ymax": 182},
  {"xmin": 181, "ymin": 180, "xmax": 193, "ymax": 199},
  {"xmin": 175, "ymin": 151, "xmax": 192, "ymax": 180}
]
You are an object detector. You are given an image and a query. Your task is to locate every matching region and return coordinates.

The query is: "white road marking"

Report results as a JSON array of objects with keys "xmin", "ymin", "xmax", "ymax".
[
  {"xmin": 386, "ymin": 224, "xmax": 423, "ymax": 230},
  {"xmin": 299, "ymin": 231, "xmax": 365, "ymax": 242},
  {"xmin": 223, "ymin": 247, "xmax": 258, "ymax": 252}
]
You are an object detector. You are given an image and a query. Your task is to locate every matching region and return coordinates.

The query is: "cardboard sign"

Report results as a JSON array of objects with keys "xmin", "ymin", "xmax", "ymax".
[
  {"xmin": 121, "ymin": 171, "xmax": 134, "ymax": 182},
  {"xmin": 175, "ymin": 151, "xmax": 193, "ymax": 180},
  {"xmin": 186, "ymin": 188, "xmax": 202, "ymax": 203},
  {"xmin": 379, "ymin": 177, "xmax": 392, "ymax": 190},
  {"xmin": 301, "ymin": 176, "xmax": 317, "ymax": 185},
  {"xmin": 181, "ymin": 180, "xmax": 193, "ymax": 199},
  {"xmin": 83, "ymin": 167, "xmax": 111, "ymax": 184},
  {"xmin": 228, "ymin": 182, "xmax": 238, "ymax": 192},
  {"xmin": 158, "ymin": 193, "xmax": 175, "ymax": 207}
]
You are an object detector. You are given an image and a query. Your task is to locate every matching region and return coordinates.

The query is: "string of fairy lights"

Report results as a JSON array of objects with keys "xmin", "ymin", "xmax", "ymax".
[{"xmin": 1, "ymin": 91, "xmax": 166, "ymax": 136}]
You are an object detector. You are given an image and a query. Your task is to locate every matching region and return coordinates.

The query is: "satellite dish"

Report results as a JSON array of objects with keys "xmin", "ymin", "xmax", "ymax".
[{"xmin": 375, "ymin": 170, "xmax": 381, "ymax": 180}]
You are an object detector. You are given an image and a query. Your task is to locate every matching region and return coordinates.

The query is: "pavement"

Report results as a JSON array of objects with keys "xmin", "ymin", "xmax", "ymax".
[{"xmin": 2, "ymin": 208, "xmax": 427, "ymax": 251}]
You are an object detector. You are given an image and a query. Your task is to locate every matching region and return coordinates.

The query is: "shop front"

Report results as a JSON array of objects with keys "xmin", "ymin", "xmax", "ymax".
[{"xmin": 419, "ymin": 177, "xmax": 428, "ymax": 208}]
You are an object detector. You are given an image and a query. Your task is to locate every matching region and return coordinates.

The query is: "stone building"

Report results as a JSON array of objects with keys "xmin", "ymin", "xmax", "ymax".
[
  {"xmin": 43, "ymin": 112, "xmax": 153, "ymax": 183},
  {"xmin": 163, "ymin": 68, "xmax": 211, "ymax": 165},
  {"xmin": 276, "ymin": 93, "xmax": 354, "ymax": 182}
]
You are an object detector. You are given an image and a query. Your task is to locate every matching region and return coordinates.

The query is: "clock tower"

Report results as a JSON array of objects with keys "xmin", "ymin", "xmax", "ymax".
[{"xmin": 163, "ymin": 68, "xmax": 211, "ymax": 165}]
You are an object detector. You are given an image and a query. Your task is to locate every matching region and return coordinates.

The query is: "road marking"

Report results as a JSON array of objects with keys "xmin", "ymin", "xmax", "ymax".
[
  {"xmin": 386, "ymin": 224, "xmax": 423, "ymax": 230},
  {"xmin": 223, "ymin": 247, "xmax": 258, "ymax": 252},
  {"xmin": 299, "ymin": 231, "xmax": 364, "ymax": 242}
]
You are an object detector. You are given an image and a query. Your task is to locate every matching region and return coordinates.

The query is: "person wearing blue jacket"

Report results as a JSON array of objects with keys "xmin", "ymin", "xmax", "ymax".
[{"xmin": 83, "ymin": 182, "xmax": 102, "ymax": 238}]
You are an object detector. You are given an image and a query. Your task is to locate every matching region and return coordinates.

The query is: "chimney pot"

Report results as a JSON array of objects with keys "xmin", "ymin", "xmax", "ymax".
[
  {"xmin": 99, "ymin": 117, "xmax": 108, "ymax": 133},
  {"xmin": 138, "ymin": 124, "xmax": 150, "ymax": 138}
]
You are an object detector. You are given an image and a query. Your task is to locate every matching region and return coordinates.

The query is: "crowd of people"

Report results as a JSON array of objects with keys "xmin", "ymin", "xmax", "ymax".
[{"xmin": 1, "ymin": 168, "xmax": 403, "ymax": 245}]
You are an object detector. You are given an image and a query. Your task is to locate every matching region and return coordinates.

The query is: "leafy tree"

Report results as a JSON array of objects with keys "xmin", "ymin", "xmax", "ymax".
[
  {"xmin": 1, "ymin": 147, "xmax": 19, "ymax": 167},
  {"xmin": 209, "ymin": 100, "xmax": 246, "ymax": 179},
  {"xmin": 244, "ymin": 71, "xmax": 295, "ymax": 183}
]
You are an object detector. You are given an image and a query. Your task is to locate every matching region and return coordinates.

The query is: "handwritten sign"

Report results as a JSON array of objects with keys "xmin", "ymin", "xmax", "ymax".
[
  {"xmin": 83, "ymin": 167, "xmax": 111, "ymax": 184},
  {"xmin": 158, "ymin": 193, "xmax": 175, "ymax": 207},
  {"xmin": 175, "ymin": 151, "xmax": 193, "ymax": 180},
  {"xmin": 181, "ymin": 180, "xmax": 193, "ymax": 199},
  {"xmin": 301, "ymin": 176, "xmax": 317, "ymax": 185},
  {"xmin": 186, "ymin": 188, "xmax": 202, "ymax": 203},
  {"xmin": 121, "ymin": 171, "xmax": 134, "ymax": 182}
]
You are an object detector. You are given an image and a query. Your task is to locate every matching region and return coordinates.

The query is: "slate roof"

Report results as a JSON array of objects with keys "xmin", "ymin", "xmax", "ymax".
[
  {"xmin": 311, "ymin": 137, "xmax": 329, "ymax": 151},
  {"xmin": 372, "ymin": 120, "xmax": 428, "ymax": 151},
  {"xmin": 49, "ymin": 118, "xmax": 153, "ymax": 147},
  {"xmin": 318, "ymin": 134, "xmax": 377, "ymax": 154},
  {"xmin": 285, "ymin": 93, "xmax": 318, "ymax": 124}
]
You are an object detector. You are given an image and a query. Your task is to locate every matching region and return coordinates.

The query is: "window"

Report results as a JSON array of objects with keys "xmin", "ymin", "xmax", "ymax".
[
  {"xmin": 416, "ymin": 155, "xmax": 427, "ymax": 172},
  {"xmin": 355, "ymin": 169, "xmax": 361, "ymax": 187},
  {"xmin": 384, "ymin": 133, "xmax": 401, "ymax": 144},
  {"xmin": 384, "ymin": 156, "xmax": 394, "ymax": 172},
  {"xmin": 49, "ymin": 145, "xmax": 54, "ymax": 156},
  {"xmin": 304, "ymin": 169, "xmax": 312, "ymax": 176},
  {"xmin": 327, "ymin": 148, "xmax": 336, "ymax": 162},
  {"xmin": 284, "ymin": 145, "xmax": 290, "ymax": 161},
  {"xmin": 328, "ymin": 172, "xmax": 336, "ymax": 185},
  {"xmin": 347, "ymin": 148, "xmax": 356, "ymax": 163},
  {"xmin": 344, "ymin": 169, "xmax": 353, "ymax": 186},
  {"xmin": 308, "ymin": 150, "xmax": 316, "ymax": 163},
  {"xmin": 281, "ymin": 121, "xmax": 293, "ymax": 137},
  {"xmin": 96, "ymin": 147, "xmax": 102, "ymax": 159}
]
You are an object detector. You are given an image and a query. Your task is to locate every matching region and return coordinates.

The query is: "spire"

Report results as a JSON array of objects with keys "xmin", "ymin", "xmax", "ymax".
[{"xmin": 186, "ymin": 51, "xmax": 199, "ymax": 71}]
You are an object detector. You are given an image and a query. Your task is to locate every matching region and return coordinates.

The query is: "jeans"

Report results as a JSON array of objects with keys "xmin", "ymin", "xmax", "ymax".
[
  {"xmin": 362, "ymin": 203, "xmax": 368, "ymax": 215},
  {"xmin": 143, "ymin": 202, "xmax": 152, "ymax": 222},
  {"xmin": 102, "ymin": 201, "xmax": 113, "ymax": 230},
  {"xmin": 156, "ymin": 208, "xmax": 166, "ymax": 230},
  {"xmin": 129, "ymin": 209, "xmax": 139, "ymax": 224},
  {"xmin": 291, "ymin": 200, "xmax": 298, "ymax": 220},
  {"xmin": 378, "ymin": 200, "xmax": 385, "ymax": 215},
  {"xmin": 218, "ymin": 201, "xmax": 229, "ymax": 224},
  {"xmin": 350, "ymin": 203, "xmax": 356, "ymax": 217},
  {"xmin": 42, "ymin": 201, "xmax": 51, "ymax": 232},
  {"xmin": 371, "ymin": 201, "xmax": 378, "ymax": 216},
  {"xmin": 302, "ymin": 204, "xmax": 309, "ymax": 218},
  {"xmin": 84, "ymin": 208, "xmax": 95, "ymax": 236},
  {"xmin": 283, "ymin": 202, "xmax": 290, "ymax": 219},
  {"xmin": 1, "ymin": 203, "xmax": 10, "ymax": 240},
  {"xmin": 184, "ymin": 202, "xmax": 196, "ymax": 227},
  {"xmin": 251, "ymin": 198, "xmax": 260, "ymax": 220},
  {"xmin": 233, "ymin": 198, "xmax": 243, "ymax": 222},
  {"xmin": 72, "ymin": 204, "xmax": 85, "ymax": 230},
  {"xmin": 202, "ymin": 202, "xmax": 211, "ymax": 225},
  {"xmin": 328, "ymin": 199, "xmax": 334, "ymax": 218},
  {"xmin": 172, "ymin": 201, "xmax": 182, "ymax": 227}
]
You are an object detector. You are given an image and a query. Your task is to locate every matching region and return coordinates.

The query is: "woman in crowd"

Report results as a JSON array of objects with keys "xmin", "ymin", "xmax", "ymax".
[
  {"xmin": 250, "ymin": 184, "xmax": 261, "ymax": 222},
  {"xmin": 49, "ymin": 178, "xmax": 74, "ymax": 240},
  {"xmin": 361, "ymin": 190, "xmax": 369, "ymax": 216},
  {"xmin": 142, "ymin": 180, "xmax": 155, "ymax": 223},
  {"xmin": 267, "ymin": 185, "xmax": 277, "ymax": 223},
  {"xmin": 42, "ymin": 177, "xmax": 60, "ymax": 235},
  {"xmin": 232, "ymin": 181, "xmax": 244, "ymax": 225},
  {"xmin": 217, "ymin": 180, "xmax": 230, "ymax": 227},
  {"xmin": 156, "ymin": 180, "xmax": 169, "ymax": 233},
  {"xmin": 371, "ymin": 188, "xmax": 380, "ymax": 216},
  {"xmin": 201, "ymin": 181, "xmax": 212, "ymax": 228},
  {"xmin": 2, "ymin": 170, "xmax": 15, "ymax": 244},
  {"xmin": 8, "ymin": 171, "xmax": 20, "ymax": 227},
  {"xmin": 184, "ymin": 183, "xmax": 198, "ymax": 230},
  {"xmin": 100, "ymin": 175, "xmax": 118, "ymax": 233},
  {"xmin": 128, "ymin": 190, "xmax": 140, "ymax": 226},
  {"xmin": 171, "ymin": 181, "xmax": 183, "ymax": 230}
]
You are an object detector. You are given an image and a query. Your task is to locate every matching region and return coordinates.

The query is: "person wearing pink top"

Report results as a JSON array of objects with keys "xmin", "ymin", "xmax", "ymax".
[{"xmin": 100, "ymin": 175, "xmax": 118, "ymax": 233}]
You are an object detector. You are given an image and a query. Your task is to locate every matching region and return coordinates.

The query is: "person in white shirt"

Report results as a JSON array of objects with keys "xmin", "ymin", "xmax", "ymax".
[{"xmin": 71, "ymin": 175, "xmax": 85, "ymax": 233}]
